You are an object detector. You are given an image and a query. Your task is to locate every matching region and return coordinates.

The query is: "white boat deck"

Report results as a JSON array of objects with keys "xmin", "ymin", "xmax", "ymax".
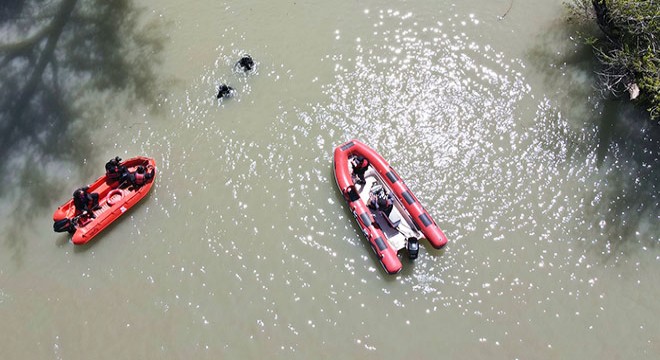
[{"xmin": 356, "ymin": 167, "xmax": 421, "ymax": 251}]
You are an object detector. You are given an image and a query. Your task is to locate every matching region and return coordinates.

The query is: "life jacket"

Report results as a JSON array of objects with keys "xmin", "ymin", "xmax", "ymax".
[
  {"xmin": 133, "ymin": 171, "xmax": 146, "ymax": 185},
  {"xmin": 353, "ymin": 156, "xmax": 368, "ymax": 170},
  {"xmin": 106, "ymin": 165, "xmax": 122, "ymax": 181}
]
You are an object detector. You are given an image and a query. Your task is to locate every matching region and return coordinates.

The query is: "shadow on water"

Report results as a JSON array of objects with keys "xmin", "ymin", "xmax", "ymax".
[
  {"xmin": 0, "ymin": 0, "xmax": 166, "ymax": 264},
  {"xmin": 592, "ymin": 101, "xmax": 660, "ymax": 254},
  {"xmin": 527, "ymin": 14, "xmax": 659, "ymax": 251}
]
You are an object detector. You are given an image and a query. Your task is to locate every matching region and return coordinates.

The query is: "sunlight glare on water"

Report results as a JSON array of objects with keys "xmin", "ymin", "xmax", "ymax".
[
  {"xmin": 262, "ymin": 7, "xmax": 658, "ymax": 356},
  {"xmin": 0, "ymin": 0, "xmax": 657, "ymax": 359}
]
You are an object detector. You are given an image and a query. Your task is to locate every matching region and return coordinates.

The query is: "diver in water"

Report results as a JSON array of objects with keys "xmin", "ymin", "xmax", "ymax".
[
  {"xmin": 217, "ymin": 84, "xmax": 235, "ymax": 99},
  {"xmin": 236, "ymin": 54, "xmax": 255, "ymax": 72}
]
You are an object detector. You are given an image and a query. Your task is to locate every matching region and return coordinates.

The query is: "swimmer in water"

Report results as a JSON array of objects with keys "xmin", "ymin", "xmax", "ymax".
[
  {"xmin": 236, "ymin": 54, "xmax": 255, "ymax": 72},
  {"xmin": 216, "ymin": 84, "xmax": 235, "ymax": 99}
]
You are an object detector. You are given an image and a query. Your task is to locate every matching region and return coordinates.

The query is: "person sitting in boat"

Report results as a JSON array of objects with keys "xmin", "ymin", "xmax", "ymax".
[
  {"xmin": 73, "ymin": 186, "xmax": 100, "ymax": 218},
  {"xmin": 351, "ymin": 155, "xmax": 369, "ymax": 185},
  {"xmin": 128, "ymin": 165, "xmax": 155, "ymax": 187},
  {"xmin": 368, "ymin": 184, "xmax": 394, "ymax": 216},
  {"xmin": 105, "ymin": 156, "xmax": 128, "ymax": 183}
]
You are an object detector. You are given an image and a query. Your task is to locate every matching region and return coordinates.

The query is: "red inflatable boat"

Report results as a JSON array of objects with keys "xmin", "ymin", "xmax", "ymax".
[
  {"xmin": 52, "ymin": 156, "xmax": 157, "ymax": 245},
  {"xmin": 333, "ymin": 140, "xmax": 447, "ymax": 274}
]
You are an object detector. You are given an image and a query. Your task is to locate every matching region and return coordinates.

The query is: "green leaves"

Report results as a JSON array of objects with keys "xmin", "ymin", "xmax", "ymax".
[{"xmin": 567, "ymin": 0, "xmax": 660, "ymax": 120}]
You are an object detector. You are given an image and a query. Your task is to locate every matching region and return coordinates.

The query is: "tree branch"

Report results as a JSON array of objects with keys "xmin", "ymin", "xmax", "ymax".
[{"xmin": 2, "ymin": 0, "xmax": 79, "ymax": 145}]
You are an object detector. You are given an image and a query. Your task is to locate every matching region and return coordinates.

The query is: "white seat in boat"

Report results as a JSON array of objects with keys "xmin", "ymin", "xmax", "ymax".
[{"xmin": 388, "ymin": 210, "xmax": 402, "ymax": 228}]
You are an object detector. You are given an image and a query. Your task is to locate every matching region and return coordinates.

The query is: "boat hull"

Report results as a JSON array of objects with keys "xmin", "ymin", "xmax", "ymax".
[
  {"xmin": 333, "ymin": 140, "xmax": 447, "ymax": 274},
  {"xmin": 53, "ymin": 156, "xmax": 156, "ymax": 245}
]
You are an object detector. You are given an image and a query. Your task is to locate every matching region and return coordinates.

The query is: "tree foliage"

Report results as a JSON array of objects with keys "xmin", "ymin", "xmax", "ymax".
[
  {"xmin": 566, "ymin": 0, "xmax": 660, "ymax": 120},
  {"xmin": 0, "ymin": 0, "xmax": 163, "ymax": 181},
  {"xmin": 0, "ymin": 0, "xmax": 164, "ymax": 259}
]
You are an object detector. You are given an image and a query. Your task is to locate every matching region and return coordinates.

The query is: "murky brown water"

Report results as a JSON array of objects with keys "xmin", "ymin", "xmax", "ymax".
[{"xmin": 1, "ymin": 0, "xmax": 658, "ymax": 358}]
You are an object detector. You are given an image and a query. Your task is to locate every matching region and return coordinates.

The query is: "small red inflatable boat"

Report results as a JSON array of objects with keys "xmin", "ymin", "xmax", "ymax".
[
  {"xmin": 52, "ymin": 156, "xmax": 157, "ymax": 245},
  {"xmin": 333, "ymin": 140, "xmax": 447, "ymax": 274}
]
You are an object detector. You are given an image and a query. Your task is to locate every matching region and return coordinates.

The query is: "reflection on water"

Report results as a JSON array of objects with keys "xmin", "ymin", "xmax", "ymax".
[
  {"xmin": 527, "ymin": 13, "xmax": 659, "ymax": 254},
  {"xmin": 0, "ymin": 0, "xmax": 658, "ymax": 359},
  {"xmin": 269, "ymin": 6, "xmax": 658, "ymax": 356},
  {"xmin": 0, "ymin": 0, "xmax": 166, "ymax": 260}
]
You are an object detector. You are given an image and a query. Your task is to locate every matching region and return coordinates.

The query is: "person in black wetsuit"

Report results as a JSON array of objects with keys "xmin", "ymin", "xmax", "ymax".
[
  {"xmin": 217, "ymin": 84, "xmax": 234, "ymax": 99},
  {"xmin": 236, "ymin": 54, "xmax": 255, "ymax": 72},
  {"xmin": 73, "ymin": 186, "xmax": 100, "ymax": 218},
  {"xmin": 368, "ymin": 185, "xmax": 394, "ymax": 216},
  {"xmin": 128, "ymin": 165, "xmax": 155, "ymax": 187},
  {"xmin": 105, "ymin": 156, "xmax": 128, "ymax": 183},
  {"xmin": 351, "ymin": 155, "xmax": 369, "ymax": 185}
]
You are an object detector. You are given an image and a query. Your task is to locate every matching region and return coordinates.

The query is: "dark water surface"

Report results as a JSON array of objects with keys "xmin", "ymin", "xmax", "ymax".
[{"xmin": 0, "ymin": 0, "xmax": 658, "ymax": 358}]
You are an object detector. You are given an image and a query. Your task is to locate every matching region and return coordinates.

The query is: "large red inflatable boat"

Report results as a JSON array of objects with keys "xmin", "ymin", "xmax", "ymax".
[
  {"xmin": 333, "ymin": 140, "xmax": 447, "ymax": 274},
  {"xmin": 52, "ymin": 156, "xmax": 157, "ymax": 245}
]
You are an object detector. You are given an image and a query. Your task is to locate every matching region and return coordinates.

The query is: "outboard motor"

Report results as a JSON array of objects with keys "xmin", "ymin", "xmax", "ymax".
[
  {"xmin": 407, "ymin": 237, "xmax": 419, "ymax": 260},
  {"xmin": 53, "ymin": 218, "xmax": 75, "ymax": 234}
]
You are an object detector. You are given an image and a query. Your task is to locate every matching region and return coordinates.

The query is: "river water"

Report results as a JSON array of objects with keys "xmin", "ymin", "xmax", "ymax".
[{"xmin": 0, "ymin": 0, "xmax": 658, "ymax": 358}]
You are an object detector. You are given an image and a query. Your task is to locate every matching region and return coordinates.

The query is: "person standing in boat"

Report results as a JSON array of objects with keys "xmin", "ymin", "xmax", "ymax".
[
  {"xmin": 128, "ymin": 165, "xmax": 155, "ymax": 187},
  {"xmin": 351, "ymin": 155, "xmax": 369, "ymax": 185},
  {"xmin": 105, "ymin": 156, "xmax": 128, "ymax": 184},
  {"xmin": 368, "ymin": 185, "xmax": 394, "ymax": 216},
  {"xmin": 73, "ymin": 186, "xmax": 100, "ymax": 218}
]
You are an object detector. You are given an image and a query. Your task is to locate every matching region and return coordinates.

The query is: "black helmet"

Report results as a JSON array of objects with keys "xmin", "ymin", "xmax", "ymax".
[{"xmin": 238, "ymin": 55, "xmax": 254, "ymax": 71}]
